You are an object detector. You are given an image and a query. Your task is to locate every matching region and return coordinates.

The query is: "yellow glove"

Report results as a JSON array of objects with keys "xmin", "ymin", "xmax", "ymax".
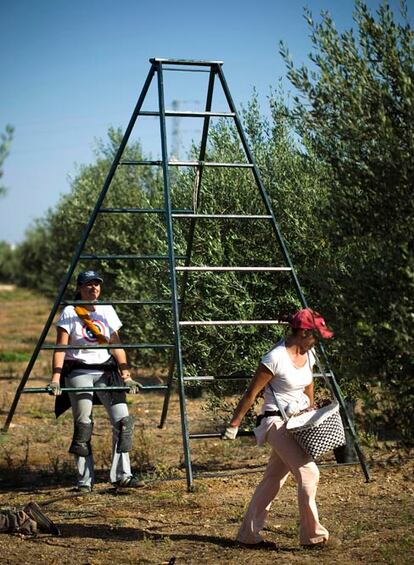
[
  {"xmin": 47, "ymin": 382, "xmax": 61, "ymax": 396},
  {"xmin": 124, "ymin": 378, "xmax": 140, "ymax": 394}
]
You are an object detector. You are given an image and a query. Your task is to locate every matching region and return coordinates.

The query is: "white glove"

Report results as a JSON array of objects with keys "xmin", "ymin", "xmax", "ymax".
[{"xmin": 222, "ymin": 425, "xmax": 238, "ymax": 440}]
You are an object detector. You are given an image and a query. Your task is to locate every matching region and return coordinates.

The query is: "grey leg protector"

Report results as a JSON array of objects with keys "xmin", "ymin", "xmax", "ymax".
[
  {"xmin": 116, "ymin": 415, "xmax": 134, "ymax": 453},
  {"xmin": 69, "ymin": 422, "xmax": 93, "ymax": 457}
]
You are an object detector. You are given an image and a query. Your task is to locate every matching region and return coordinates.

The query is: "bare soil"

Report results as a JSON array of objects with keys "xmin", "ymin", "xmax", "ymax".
[{"xmin": 0, "ymin": 288, "xmax": 413, "ymax": 564}]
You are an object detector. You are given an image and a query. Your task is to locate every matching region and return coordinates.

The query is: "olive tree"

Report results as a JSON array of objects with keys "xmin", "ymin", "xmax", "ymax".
[{"xmin": 280, "ymin": 0, "xmax": 414, "ymax": 442}]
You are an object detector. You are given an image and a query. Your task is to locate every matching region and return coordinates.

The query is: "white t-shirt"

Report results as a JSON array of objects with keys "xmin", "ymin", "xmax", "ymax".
[
  {"xmin": 261, "ymin": 339, "xmax": 315, "ymax": 413},
  {"xmin": 56, "ymin": 305, "xmax": 122, "ymax": 364},
  {"xmin": 254, "ymin": 339, "xmax": 315, "ymax": 446}
]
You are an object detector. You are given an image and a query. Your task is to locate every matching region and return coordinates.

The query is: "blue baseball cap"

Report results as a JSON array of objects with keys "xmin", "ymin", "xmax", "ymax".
[{"xmin": 76, "ymin": 270, "xmax": 103, "ymax": 286}]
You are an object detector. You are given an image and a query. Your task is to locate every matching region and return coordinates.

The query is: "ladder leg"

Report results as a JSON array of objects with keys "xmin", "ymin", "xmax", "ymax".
[
  {"xmin": 329, "ymin": 375, "xmax": 371, "ymax": 482},
  {"xmin": 317, "ymin": 347, "xmax": 371, "ymax": 482},
  {"xmin": 156, "ymin": 61, "xmax": 193, "ymax": 490},
  {"xmin": 159, "ymin": 67, "xmax": 216, "ymax": 429},
  {"xmin": 158, "ymin": 355, "xmax": 175, "ymax": 428}
]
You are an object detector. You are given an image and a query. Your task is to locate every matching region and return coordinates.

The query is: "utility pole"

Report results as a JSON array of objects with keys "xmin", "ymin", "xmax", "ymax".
[{"xmin": 170, "ymin": 99, "xmax": 200, "ymax": 160}]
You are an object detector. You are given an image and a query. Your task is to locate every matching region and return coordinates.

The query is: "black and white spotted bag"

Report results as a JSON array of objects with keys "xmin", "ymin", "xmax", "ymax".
[
  {"xmin": 269, "ymin": 384, "xmax": 346, "ymax": 459},
  {"xmin": 285, "ymin": 401, "xmax": 346, "ymax": 459}
]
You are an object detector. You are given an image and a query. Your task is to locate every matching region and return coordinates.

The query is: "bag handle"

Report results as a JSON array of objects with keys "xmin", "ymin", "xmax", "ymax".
[{"xmin": 267, "ymin": 382, "xmax": 289, "ymax": 422}]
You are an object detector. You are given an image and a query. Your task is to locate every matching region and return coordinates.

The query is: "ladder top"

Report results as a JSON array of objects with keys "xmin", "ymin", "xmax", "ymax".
[{"xmin": 150, "ymin": 58, "xmax": 224, "ymax": 66}]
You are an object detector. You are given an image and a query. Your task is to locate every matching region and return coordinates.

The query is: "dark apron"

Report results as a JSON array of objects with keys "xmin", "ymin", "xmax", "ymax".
[{"xmin": 54, "ymin": 356, "xmax": 126, "ymax": 418}]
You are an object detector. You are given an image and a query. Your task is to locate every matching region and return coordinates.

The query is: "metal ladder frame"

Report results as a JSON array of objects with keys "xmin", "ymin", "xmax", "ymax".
[{"xmin": 3, "ymin": 58, "xmax": 370, "ymax": 489}]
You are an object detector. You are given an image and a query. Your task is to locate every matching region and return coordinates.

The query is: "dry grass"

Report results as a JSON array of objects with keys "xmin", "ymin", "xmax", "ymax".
[{"xmin": 0, "ymin": 288, "xmax": 413, "ymax": 564}]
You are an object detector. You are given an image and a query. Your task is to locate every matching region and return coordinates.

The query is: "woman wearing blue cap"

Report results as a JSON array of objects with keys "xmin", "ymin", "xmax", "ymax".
[{"xmin": 48, "ymin": 270, "xmax": 143, "ymax": 492}]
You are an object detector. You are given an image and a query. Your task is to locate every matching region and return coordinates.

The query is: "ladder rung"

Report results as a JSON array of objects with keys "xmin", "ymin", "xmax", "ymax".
[
  {"xmin": 180, "ymin": 320, "xmax": 287, "ymax": 327},
  {"xmin": 61, "ymin": 300, "xmax": 173, "ymax": 306},
  {"xmin": 170, "ymin": 161, "xmax": 255, "ymax": 169},
  {"xmin": 172, "ymin": 214, "xmax": 272, "ymax": 220},
  {"xmin": 139, "ymin": 111, "xmax": 235, "ymax": 118},
  {"xmin": 99, "ymin": 208, "xmax": 192, "ymax": 214},
  {"xmin": 175, "ymin": 266, "xmax": 292, "ymax": 272},
  {"xmin": 151, "ymin": 58, "xmax": 223, "ymax": 66},
  {"xmin": 184, "ymin": 375, "xmax": 251, "ymax": 381},
  {"xmin": 119, "ymin": 160, "xmax": 161, "ymax": 166},
  {"xmin": 137, "ymin": 384, "xmax": 168, "ymax": 390},
  {"xmin": 183, "ymin": 373, "xmax": 333, "ymax": 381},
  {"xmin": 164, "ymin": 67, "xmax": 210, "ymax": 73},
  {"xmin": 41, "ymin": 343, "xmax": 174, "ymax": 350},
  {"xmin": 23, "ymin": 386, "xmax": 130, "ymax": 394},
  {"xmin": 119, "ymin": 160, "xmax": 253, "ymax": 168},
  {"xmin": 190, "ymin": 431, "xmax": 254, "ymax": 439},
  {"xmin": 22, "ymin": 384, "xmax": 168, "ymax": 394},
  {"xmin": 99, "ymin": 210, "xmax": 272, "ymax": 220},
  {"xmin": 80, "ymin": 254, "xmax": 186, "ymax": 261}
]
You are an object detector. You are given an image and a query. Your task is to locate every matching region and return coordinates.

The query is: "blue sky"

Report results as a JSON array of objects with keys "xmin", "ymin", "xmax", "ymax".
[{"xmin": 0, "ymin": 0, "xmax": 407, "ymax": 243}]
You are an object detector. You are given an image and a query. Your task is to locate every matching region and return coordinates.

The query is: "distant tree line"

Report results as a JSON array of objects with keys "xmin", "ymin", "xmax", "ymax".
[{"xmin": 1, "ymin": 1, "xmax": 412, "ymax": 443}]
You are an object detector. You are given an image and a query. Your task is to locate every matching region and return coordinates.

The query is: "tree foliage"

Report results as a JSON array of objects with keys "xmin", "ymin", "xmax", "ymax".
[
  {"xmin": 280, "ymin": 0, "xmax": 414, "ymax": 441},
  {"xmin": 0, "ymin": 241, "xmax": 18, "ymax": 283}
]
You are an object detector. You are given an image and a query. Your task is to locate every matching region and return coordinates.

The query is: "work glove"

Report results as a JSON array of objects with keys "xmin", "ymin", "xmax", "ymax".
[
  {"xmin": 221, "ymin": 424, "xmax": 238, "ymax": 440},
  {"xmin": 47, "ymin": 382, "xmax": 62, "ymax": 396},
  {"xmin": 124, "ymin": 378, "xmax": 140, "ymax": 394}
]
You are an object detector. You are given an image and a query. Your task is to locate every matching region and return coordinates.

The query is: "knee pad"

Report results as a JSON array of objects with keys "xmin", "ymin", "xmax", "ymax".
[
  {"xmin": 69, "ymin": 421, "xmax": 93, "ymax": 457},
  {"xmin": 116, "ymin": 415, "xmax": 134, "ymax": 453}
]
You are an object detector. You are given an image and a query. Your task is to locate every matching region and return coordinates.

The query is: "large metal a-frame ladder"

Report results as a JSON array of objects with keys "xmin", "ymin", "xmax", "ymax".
[{"xmin": 3, "ymin": 58, "xmax": 370, "ymax": 489}]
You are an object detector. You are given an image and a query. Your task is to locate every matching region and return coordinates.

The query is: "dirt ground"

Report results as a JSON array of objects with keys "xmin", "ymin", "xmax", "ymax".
[{"xmin": 0, "ymin": 287, "xmax": 413, "ymax": 564}]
